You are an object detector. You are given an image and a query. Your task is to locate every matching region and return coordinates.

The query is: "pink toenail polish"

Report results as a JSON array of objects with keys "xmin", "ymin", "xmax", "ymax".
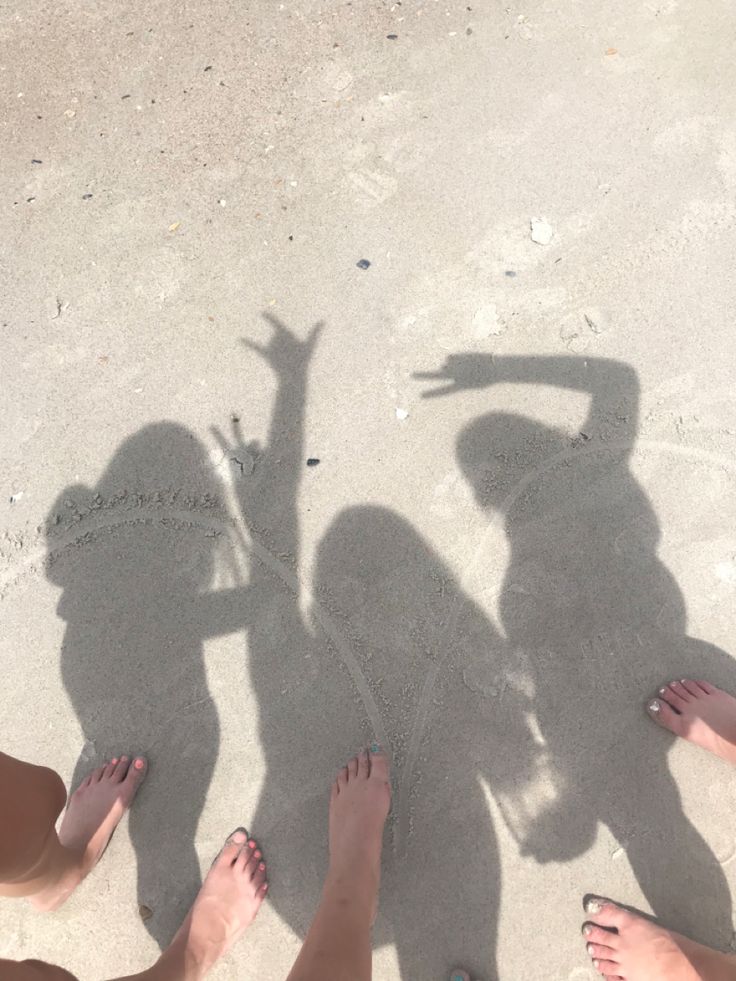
[
  {"xmin": 248, "ymin": 840, "xmax": 256, "ymax": 849},
  {"xmin": 133, "ymin": 758, "xmax": 144, "ymax": 770},
  {"xmin": 254, "ymin": 850, "xmax": 261, "ymax": 859},
  {"xmin": 259, "ymin": 862, "xmax": 265, "ymax": 871},
  {"xmin": 111, "ymin": 758, "xmax": 118, "ymax": 765}
]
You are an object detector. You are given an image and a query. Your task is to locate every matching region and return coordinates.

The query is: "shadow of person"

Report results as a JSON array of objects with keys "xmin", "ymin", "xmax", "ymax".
[
  {"xmin": 216, "ymin": 316, "xmax": 540, "ymax": 980},
  {"xmin": 314, "ymin": 507, "xmax": 543, "ymax": 980},
  {"xmin": 45, "ymin": 423, "xmax": 250, "ymax": 947},
  {"xmin": 417, "ymin": 353, "xmax": 736, "ymax": 948}
]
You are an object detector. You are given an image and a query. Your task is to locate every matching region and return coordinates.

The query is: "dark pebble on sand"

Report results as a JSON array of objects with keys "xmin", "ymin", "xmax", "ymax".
[
  {"xmin": 356, "ymin": 259, "xmax": 371, "ymax": 269},
  {"xmin": 82, "ymin": 193, "xmax": 93, "ymax": 199},
  {"xmin": 387, "ymin": 34, "xmax": 398, "ymax": 39},
  {"xmin": 504, "ymin": 270, "xmax": 517, "ymax": 277},
  {"xmin": 31, "ymin": 159, "xmax": 42, "ymax": 164},
  {"xmin": 306, "ymin": 458, "xmax": 320, "ymax": 467}
]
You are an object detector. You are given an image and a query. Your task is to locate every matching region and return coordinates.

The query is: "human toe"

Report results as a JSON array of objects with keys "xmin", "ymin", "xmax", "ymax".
[
  {"xmin": 215, "ymin": 829, "xmax": 248, "ymax": 868},
  {"xmin": 112, "ymin": 756, "xmax": 131, "ymax": 781},
  {"xmin": 101, "ymin": 758, "xmax": 119, "ymax": 779},
  {"xmin": 251, "ymin": 861, "xmax": 267, "ymax": 890},
  {"xmin": 119, "ymin": 756, "xmax": 147, "ymax": 798},
  {"xmin": 582, "ymin": 923, "xmax": 621, "ymax": 948},
  {"xmin": 368, "ymin": 744, "xmax": 390, "ymax": 781},
  {"xmin": 680, "ymin": 678, "xmax": 705, "ymax": 699},
  {"xmin": 591, "ymin": 958, "xmax": 620, "ymax": 976},
  {"xmin": 647, "ymin": 696, "xmax": 685, "ymax": 735},
  {"xmin": 584, "ymin": 897, "xmax": 633, "ymax": 930},
  {"xmin": 661, "ymin": 681, "xmax": 689, "ymax": 707},
  {"xmin": 587, "ymin": 941, "xmax": 618, "ymax": 961}
]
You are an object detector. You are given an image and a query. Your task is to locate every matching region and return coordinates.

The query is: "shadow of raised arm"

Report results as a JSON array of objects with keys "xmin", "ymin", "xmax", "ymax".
[
  {"xmin": 416, "ymin": 353, "xmax": 639, "ymax": 450},
  {"xmin": 212, "ymin": 313, "xmax": 323, "ymax": 562}
]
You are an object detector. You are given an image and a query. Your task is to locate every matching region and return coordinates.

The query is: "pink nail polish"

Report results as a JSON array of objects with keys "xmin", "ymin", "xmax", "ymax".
[
  {"xmin": 133, "ymin": 758, "xmax": 145, "ymax": 770},
  {"xmin": 248, "ymin": 840, "xmax": 256, "ymax": 849},
  {"xmin": 259, "ymin": 862, "xmax": 266, "ymax": 871},
  {"xmin": 254, "ymin": 851, "xmax": 262, "ymax": 859}
]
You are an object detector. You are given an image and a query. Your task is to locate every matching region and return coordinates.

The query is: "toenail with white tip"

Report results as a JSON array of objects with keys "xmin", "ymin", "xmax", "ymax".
[
  {"xmin": 659, "ymin": 687, "xmax": 667, "ymax": 694},
  {"xmin": 585, "ymin": 897, "xmax": 603, "ymax": 914},
  {"xmin": 649, "ymin": 700, "xmax": 660, "ymax": 712}
]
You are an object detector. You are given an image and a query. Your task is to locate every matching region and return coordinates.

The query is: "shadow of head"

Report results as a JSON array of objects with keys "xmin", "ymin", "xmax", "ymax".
[
  {"xmin": 456, "ymin": 411, "xmax": 570, "ymax": 513},
  {"xmin": 314, "ymin": 504, "xmax": 464, "ymax": 647},
  {"xmin": 44, "ymin": 422, "xmax": 224, "ymax": 609}
]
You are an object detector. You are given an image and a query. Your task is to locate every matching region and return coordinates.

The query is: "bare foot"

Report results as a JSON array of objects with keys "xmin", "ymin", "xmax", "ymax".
[
  {"xmin": 327, "ymin": 745, "xmax": 391, "ymax": 921},
  {"xmin": 647, "ymin": 680, "xmax": 736, "ymax": 765},
  {"xmin": 31, "ymin": 755, "xmax": 147, "ymax": 911},
  {"xmin": 450, "ymin": 971, "xmax": 478, "ymax": 981},
  {"xmin": 160, "ymin": 828, "xmax": 267, "ymax": 980},
  {"xmin": 583, "ymin": 897, "xmax": 736, "ymax": 980}
]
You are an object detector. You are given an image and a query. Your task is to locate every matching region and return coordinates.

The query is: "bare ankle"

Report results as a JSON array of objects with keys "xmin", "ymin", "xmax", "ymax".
[
  {"xmin": 154, "ymin": 936, "xmax": 207, "ymax": 981},
  {"xmin": 323, "ymin": 866, "xmax": 378, "ymax": 918}
]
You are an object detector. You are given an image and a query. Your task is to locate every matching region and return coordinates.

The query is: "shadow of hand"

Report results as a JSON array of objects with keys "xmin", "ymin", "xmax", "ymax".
[
  {"xmin": 414, "ymin": 353, "xmax": 495, "ymax": 398},
  {"xmin": 245, "ymin": 311, "xmax": 323, "ymax": 379}
]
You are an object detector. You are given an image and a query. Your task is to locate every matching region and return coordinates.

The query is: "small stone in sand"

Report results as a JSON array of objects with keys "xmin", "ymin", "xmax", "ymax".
[
  {"xmin": 356, "ymin": 258, "xmax": 371, "ymax": 269},
  {"xmin": 530, "ymin": 217, "xmax": 553, "ymax": 245},
  {"xmin": 472, "ymin": 303, "xmax": 504, "ymax": 338}
]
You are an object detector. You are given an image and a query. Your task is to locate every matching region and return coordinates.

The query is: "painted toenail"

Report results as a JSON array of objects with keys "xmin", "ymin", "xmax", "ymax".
[
  {"xmin": 587, "ymin": 944, "xmax": 594, "ymax": 955},
  {"xmin": 254, "ymin": 850, "xmax": 261, "ymax": 859},
  {"xmin": 659, "ymin": 687, "xmax": 667, "ymax": 694},
  {"xmin": 248, "ymin": 840, "xmax": 256, "ymax": 849},
  {"xmin": 585, "ymin": 897, "xmax": 603, "ymax": 914},
  {"xmin": 259, "ymin": 862, "xmax": 265, "ymax": 871},
  {"xmin": 649, "ymin": 700, "xmax": 660, "ymax": 712},
  {"xmin": 370, "ymin": 743, "xmax": 380, "ymax": 753},
  {"xmin": 133, "ymin": 758, "xmax": 144, "ymax": 769},
  {"xmin": 452, "ymin": 976, "xmax": 464, "ymax": 981},
  {"xmin": 582, "ymin": 924, "xmax": 592, "ymax": 936},
  {"xmin": 592, "ymin": 960, "xmax": 599, "ymax": 968},
  {"xmin": 111, "ymin": 758, "xmax": 118, "ymax": 765}
]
